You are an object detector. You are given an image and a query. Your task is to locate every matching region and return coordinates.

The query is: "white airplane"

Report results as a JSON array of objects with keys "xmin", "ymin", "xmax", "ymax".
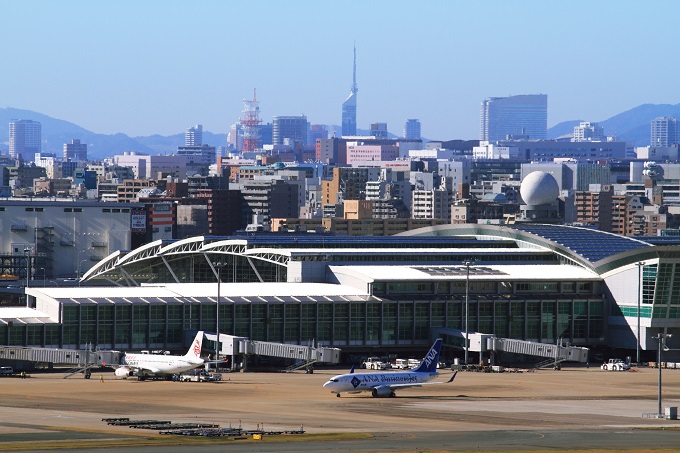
[
  {"xmin": 113, "ymin": 331, "xmax": 222, "ymax": 381},
  {"xmin": 323, "ymin": 338, "xmax": 457, "ymax": 397}
]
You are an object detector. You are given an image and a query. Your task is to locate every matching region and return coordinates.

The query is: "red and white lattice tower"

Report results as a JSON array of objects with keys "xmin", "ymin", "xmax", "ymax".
[{"xmin": 240, "ymin": 89, "xmax": 261, "ymax": 152}]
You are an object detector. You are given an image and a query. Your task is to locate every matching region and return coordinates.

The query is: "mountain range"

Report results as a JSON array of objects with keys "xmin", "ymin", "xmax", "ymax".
[{"xmin": 1, "ymin": 104, "xmax": 679, "ymax": 160}]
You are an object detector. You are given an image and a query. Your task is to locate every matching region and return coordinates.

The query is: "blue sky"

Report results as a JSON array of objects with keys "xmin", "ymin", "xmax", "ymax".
[{"xmin": 2, "ymin": 0, "xmax": 679, "ymax": 140}]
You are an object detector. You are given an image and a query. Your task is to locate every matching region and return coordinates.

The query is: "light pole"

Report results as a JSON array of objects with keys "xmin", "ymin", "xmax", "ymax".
[
  {"xmin": 635, "ymin": 261, "xmax": 644, "ymax": 365},
  {"xmin": 24, "ymin": 248, "xmax": 31, "ymax": 288},
  {"xmin": 213, "ymin": 261, "xmax": 225, "ymax": 369},
  {"xmin": 463, "ymin": 260, "xmax": 471, "ymax": 365},
  {"xmin": 40, "ymin": 268, "xmax": 45, "ymax": 287},
  {"xmin": 656, "ymin": 333, "xmax": 672, "ymax": 417}
]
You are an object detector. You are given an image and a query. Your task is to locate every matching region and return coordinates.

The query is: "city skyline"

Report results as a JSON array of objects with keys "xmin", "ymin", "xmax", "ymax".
[{"xmin": 2, "ymin": 1, "xmax": 679, "ymax": 140}]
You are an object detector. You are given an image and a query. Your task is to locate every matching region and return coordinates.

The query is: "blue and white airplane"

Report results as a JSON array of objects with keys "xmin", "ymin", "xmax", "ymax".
[{"xmin": 323, "ymin": 338, "xmax": 457, "ymax": 398}]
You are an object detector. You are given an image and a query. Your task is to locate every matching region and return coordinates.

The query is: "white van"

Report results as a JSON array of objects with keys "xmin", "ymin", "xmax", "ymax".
[{"xmin": 0, "ymin": 366, "xmax": 13, "ymax": 376}]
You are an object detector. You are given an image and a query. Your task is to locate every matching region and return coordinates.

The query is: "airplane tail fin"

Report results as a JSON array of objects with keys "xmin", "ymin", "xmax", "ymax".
[
  {"xmin": 412, "ymin": 338, "xmax": 443, "ymax": 373},
  {"xmin": 185, "ymin": 331, "xmax": 204, "ymax": 359}
]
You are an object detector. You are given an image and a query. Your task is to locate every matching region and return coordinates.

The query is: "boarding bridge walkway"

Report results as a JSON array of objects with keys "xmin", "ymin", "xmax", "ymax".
[
  {"xmin": 0, "ymin": 346, "xmax": 122, "ymax": 369},
  {"xmin": 239, "ymin": 339, "xmax": 341, "ymax": 371},
  {"xmin": 432, "ymin": 327, "xmax": 589, "ymax": 363}
]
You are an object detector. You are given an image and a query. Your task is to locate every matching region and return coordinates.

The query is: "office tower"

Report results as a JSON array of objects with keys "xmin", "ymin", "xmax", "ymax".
[
  {"xmin": 272, "ymin": 116, "xmax": 308, "ymax": 146},
  {"xmin": 63, "ymin": 139, "xmax": 88, "ymax": 161},
  {"xmin": 404, "ymin": 119, "xmax": 421, "ymax": 140},
  {"xmin": 309, "ymin": 124, "xmax": 328, "ymax": 144},
  {"xmin": 572, "ymin": 122, "xmax": 604, "ymax": 142},
  {"xmin": 341, "ymin": 45, "xmax": 358, "ymax": 136},
  {"xmin": 370, "ymin": 123, "xmax": 388, "ymax": 139},
  {"xmin": 651, "ymin": 117, "xmax": 679, "ymax": 147},
  {"xmin": 185, "ymin": 125, "xmax": 203, "ymax": 146},
  {"xmin": 9, "ymin": 119, "xmax": 41, "ymax": 161},
  {"xmin": 480, "ymin": 94, "xmax": 547, "ymax": 142}
]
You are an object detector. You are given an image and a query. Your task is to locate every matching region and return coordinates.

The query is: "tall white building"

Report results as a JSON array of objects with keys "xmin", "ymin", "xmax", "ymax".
[
  {"xmin": 9, "ymin": 119, "xmax": 41, "ymax": 161},
  {"xmin": 572, "ymin": 122, "xmax": 604, "ymax": 142},
  {"xmin": 403, "ymin": 119, "xmax": 421, "ymax": 140},
  {"xmin": 185, "ymin": 125, "xmax": 203, "ymax": 146},
  {"xmin": 651, "ymin": 117, "xmax": 679, "ymax": 147},
  {"xmin": 480, "ymin": 94, "xmax": 547, "ymax": 142}
]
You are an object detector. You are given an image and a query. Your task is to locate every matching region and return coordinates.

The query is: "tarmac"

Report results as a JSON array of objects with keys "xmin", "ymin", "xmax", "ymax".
[{"xmin": 1, "ymin": 365, "xmax": 679, "ymax": 452}]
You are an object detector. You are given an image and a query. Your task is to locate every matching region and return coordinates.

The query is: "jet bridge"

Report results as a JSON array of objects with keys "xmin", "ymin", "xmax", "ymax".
[
  {"xmin": 204, "ymin": 333, "xmax": 341, "ymax": 372},
  {"xmin": 432, "ymin": 327, "xmax": 589, "ymax": 364},
  {"xmin": 0, "ymin": 346, "xmax": 122, "ymax": 372}
]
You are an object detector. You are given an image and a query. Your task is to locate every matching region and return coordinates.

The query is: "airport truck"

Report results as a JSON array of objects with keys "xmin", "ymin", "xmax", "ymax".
[
  {"xmin": 601, "ymin": 358, "xmax": 631, "ymax": 371},
  {"xmin": 362, "ymin": 357, "xmax": 389, "ymax": 370}
]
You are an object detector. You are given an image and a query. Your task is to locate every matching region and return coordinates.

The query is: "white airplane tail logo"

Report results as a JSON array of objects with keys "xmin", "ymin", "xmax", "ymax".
[{"xmin": 185, "ymin": 331, "xmax": 203, "ymax": 360}]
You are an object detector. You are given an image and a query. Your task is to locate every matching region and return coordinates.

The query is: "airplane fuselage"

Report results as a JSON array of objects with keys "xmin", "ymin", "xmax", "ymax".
[
  {"xmin": 324, "ymin": 370, "xmax": 438, "ymax": 394},
  {"xmin": 122, "ymin": 353, "xmax": 204, "ymax": 375}
]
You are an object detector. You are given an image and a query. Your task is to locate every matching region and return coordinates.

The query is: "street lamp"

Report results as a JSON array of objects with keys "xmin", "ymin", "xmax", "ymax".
[
  {"xmin": 463, "ymin": 260, "xmax": 472, "ymax": 365},
  {"xmin": 213, "ymin": 261, "xmax": 225, "ymax": 368},
  {"xmin": 635, "ymin": 261, "xmax": 645, "ymax": 365},
  {"xmin": 656, "ymin": 332, "xmax": 672, "ymax": 417},
  {"xmin": 24, "ymin": 248, "xmax": 31, "ymax": 288}
]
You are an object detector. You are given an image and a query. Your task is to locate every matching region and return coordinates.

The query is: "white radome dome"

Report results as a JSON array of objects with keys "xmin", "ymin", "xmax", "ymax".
[{"xmin": 520, "ymin": 171, "xmax": 559, "ymax": 205}]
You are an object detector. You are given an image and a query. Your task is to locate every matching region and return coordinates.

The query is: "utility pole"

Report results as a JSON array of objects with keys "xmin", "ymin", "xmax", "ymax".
[
  {"xmin": 463, "ymin": 261, "xmax": 471, "ymax": 365},
  {"xmin": 636, "ymin": 261, "xmax": 644, "ymax": 365}
]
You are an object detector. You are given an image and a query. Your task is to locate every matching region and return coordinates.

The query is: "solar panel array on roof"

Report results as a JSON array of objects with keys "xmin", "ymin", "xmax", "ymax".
[
  {"xmin": 511, "ymin": 224, "xmax": 652, "ymax": 262},
  {"xmin": 637, "ymin": 236, "xmax": 680, "ymax": 245}
]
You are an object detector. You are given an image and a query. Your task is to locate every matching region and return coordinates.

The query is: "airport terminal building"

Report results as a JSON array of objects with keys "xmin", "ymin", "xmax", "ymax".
[{"xmin": 3, "ymin": 224, "xmax": 680, "ymax": 361}]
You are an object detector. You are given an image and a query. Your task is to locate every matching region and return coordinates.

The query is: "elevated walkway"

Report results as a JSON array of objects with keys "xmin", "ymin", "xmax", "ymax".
[
  {"xmin": 239, "ymin": 339, "xmax": 341, "ymax": 365},
  {"xmin": 0, "ymin": 346, "xmax": 122, "ymax": 369},
  {"xmin": 432, "ymin": 327, "xmax": 589, "ymax": 363}
]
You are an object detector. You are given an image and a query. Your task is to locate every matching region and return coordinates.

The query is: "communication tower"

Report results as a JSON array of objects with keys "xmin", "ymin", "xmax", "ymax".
[{"xmin": 240, "ymin": 89, "xmax": 261, "ymax": 152}]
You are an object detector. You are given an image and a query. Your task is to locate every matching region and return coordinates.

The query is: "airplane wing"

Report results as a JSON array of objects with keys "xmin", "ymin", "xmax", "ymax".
[{"xmin": 130, "ymin": 365, "xmax": 162, "ymax": 374}]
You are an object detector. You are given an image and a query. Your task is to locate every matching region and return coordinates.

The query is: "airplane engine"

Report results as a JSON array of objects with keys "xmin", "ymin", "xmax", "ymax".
[
  {"xmin": 115, "ymin": 367, "xmax": 132, "ymax": 378},
  {"xmin": 371, "ymin": 386, "xmax": 395, "ymax": 398}
]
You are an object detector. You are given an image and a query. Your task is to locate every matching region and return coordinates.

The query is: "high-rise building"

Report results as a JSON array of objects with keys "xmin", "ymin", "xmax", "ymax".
[
  {"xmin": 651, "ymin": 117, "xmax": 679, "ymax": 147},
  {"xmin": 9, "ymin": 119, "xmax": 41, "ymax": 161},
  {"xmin": 341, "ymin": 45, "xmax": 358, "ymax": 137},
  {"xmin": 403, "ymin": 119, "xmax": 421, "ymax": 140},
  {"xmin": 63, "ymin": 139, "xmax": 88, "ymax": 161},
  {"xmin": 572, "ymin": 122, "xmax": 604, "ymax": 142},
  {"xmin": 370, "ymin": 123, "xmax": 388, "ymax": 139},
  {"xmin": 309, "ymin": 124, "xmax": 328, "ymax": 144},
  {"xmin": 480, "ymin": 94, "xmax": 547, "ymax": 142},
  {"xmin": 185, "ymin": 125, "xmax": 203, "ymax": 146},
  {"xmin": 272, "ymin": 116, "xmax": 308, "ymax": 146}
]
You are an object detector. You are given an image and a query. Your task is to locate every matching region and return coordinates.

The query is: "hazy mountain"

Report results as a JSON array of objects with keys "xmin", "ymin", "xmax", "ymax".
[
  {"xmin": 134, "ymin": 132, "xmax": 228, "ymax": 154},
  {"xmin": 548, "ymin": 103, "xmax": 680, "ymax": 146},
  {"xmin": 0, "ymin": 107, "xmax": 157, "ymax": 159},
  {"xmin": 3, "ymin": 103, "xmax": 680, "ymax": 159}
]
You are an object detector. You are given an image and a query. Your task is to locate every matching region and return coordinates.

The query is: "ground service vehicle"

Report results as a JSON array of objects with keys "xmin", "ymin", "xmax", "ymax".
[
  {"xmin": 362, "ymin": 357, "xmax": 389, "ymax": 370},
  {"xmin": 392, "ymin": 359, "xmax": 409, "ymax": 369},
  {"xmin": 601, "ymin": 358, "xmax": 630, "ymax": 371},
  {"xmin": 0, "ymin": 366, "xmax": 13, "ymax": 376}
]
